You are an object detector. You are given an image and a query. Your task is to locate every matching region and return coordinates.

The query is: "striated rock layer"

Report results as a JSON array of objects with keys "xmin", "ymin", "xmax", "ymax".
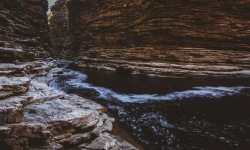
[
  {"xmin": 51, "ymin": 0, "xmax": 250, "ymax": 77},
  {"xmin": 67, "ymin": 0, "xmax": 250, "ymax": 50},
  {"xmin": 0, "ymin": 0, "xmax": 137, "ymax": 149},
  {"xmin": 49, "ymin": 0, "xmax": 70, "ymax": 58},
  {"xmin": 0, "ymin": 0, "xmax": 51, "ymax": 61},
  {"xmin": 0, "ymin": 61, "xmax": 136, "ymax": 149}
]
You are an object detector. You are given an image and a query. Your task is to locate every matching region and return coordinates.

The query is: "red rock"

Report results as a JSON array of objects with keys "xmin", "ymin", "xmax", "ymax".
[{"xmin": 50, "ymin": 0, "xmax": 250, "ymax": 77}]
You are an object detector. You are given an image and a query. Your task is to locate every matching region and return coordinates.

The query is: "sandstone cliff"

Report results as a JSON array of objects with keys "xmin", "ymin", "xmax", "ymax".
[
  {"xmin": 0, "ymin": 0, "xmax": 136, "ymax": 149},
  {"xmin": 0, "ymin": 0, "xmax": 51, "ymax": 61},
  {"xmin": 49, "ymin": 0, "xmax": 70, "ymax": 58},
  {"xmin": 67, "ymin": 0, "xmax": 250, "ymax": 50},
  {"xmin": 51, "ymin": 0, "xmax": 250, "ymax": 78}
]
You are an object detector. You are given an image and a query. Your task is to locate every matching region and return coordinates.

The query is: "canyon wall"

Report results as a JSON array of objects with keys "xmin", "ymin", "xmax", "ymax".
[
  {"xmin": 49, "ymin": 0, "xmax": 69, "ymax": 57},
  {"xmin": 0, "ymin": 0, "xmax": 136, "ymax": 149},
  {"xmin": 67, "ymin": 0, "xmax": 250, "ymax": 51},
  {"xmin": 0, "ymin": 0, "xmax": 51, "ymax": 61},
  {"xmin": 51, "ymin": 0, "xmax": 250, "ymax": 77}
]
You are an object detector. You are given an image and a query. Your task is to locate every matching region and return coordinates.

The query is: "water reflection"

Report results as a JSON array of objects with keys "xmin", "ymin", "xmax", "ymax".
[
  {"xmin": 49, "ymin": 69, "xmax": 250, "ymax": 150},
  {"xmin": 50, "ymin": 70, "xmax": 249, "ymax": 103}
]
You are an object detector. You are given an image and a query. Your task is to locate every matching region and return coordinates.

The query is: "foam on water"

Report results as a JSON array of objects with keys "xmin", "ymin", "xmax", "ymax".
[{"xmin": 50, "ymin": 70, "xmax": 249, "ymax": 103}]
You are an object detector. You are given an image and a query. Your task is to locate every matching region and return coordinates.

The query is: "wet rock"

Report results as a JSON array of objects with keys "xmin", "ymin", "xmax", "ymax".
[
  {"xmin": 116, "ymin": 66, "xmax": 132, "ymax": 76},
  {"xmin": 66, "ymin": 62, "xmax": 79, "ymax": 70},
  {"xmin": 49, "ymin": 67, "xmax": 64, "ymax": 75}
]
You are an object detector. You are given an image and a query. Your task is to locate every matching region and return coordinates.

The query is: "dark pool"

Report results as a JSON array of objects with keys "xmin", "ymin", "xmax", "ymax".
[{"xmin": 49, "ymin": 67, "xmax": 250, "ymax": 150}]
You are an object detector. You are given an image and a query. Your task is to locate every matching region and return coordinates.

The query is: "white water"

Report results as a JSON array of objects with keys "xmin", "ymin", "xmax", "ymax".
[{"xmin": 51, "ymin": 70, "xmax": 250, "ymax": 103}]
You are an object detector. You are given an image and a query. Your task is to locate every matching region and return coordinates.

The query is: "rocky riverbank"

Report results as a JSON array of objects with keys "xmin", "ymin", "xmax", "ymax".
[
  {"xmin": 1, "ymin": 0, "xmax": 250, "ymax": 149},
  {"xmin": 0, "ymin": 59, "xmax": 136, "ymax": 149},
  {"xmin": 77, "ymin": 46, "xmax": 250, "ymax": 78},
  {"xmin": 0, "ymin": 0, "xmax": 136, "ymax": 149},
  {"xmin": 49, "ymin": 64, "xmax": 250, "ymax": 150}
]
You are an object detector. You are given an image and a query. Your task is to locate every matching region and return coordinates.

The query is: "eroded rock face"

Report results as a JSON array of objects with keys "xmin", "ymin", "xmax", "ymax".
[
  {"xmin": 49, "ymin": 0, "xmax": 70, "ymax": 58},
  {"xmin": 79, "ymin": 47, "xmax": 250, "ymax": 78},
  {"xmin": 67, "ymin": 0, "xmax": 250, "ymax": 50},
  {"xmin": 51, "ymin": 0, "xmax": 250, "ymax": 77},
  {"xmin": 0, "ymin": 0, "xmax": 137, "ymax": 149},
  {"xmin": 0, "ymin": 76, "xmax": 30, "ymax": 99},
  {"xmin": 0, "ymin": 60, "xmax": 137, "ymax": 149},
  {"xmin": 0, "ymin": 0, "xmax": 51, "ymax": 61}
]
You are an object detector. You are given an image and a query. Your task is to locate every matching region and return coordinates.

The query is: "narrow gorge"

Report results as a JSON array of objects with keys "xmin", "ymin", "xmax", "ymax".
[
  {"xmin": 0, "ymin": 0, "xmax": 136, "ymax": 149},
  {"xmin": 1, "ymin": 0, "xmax": 250, "ymax": 150},
  {"xmin": 50, "ymin": 0, "xmax": 250, "ymax": 78}
]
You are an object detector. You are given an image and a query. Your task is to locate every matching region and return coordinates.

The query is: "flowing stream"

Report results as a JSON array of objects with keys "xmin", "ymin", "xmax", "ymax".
[{"xmin": 49, "ymin": 66, "xmax": 250, "ymax": 150}]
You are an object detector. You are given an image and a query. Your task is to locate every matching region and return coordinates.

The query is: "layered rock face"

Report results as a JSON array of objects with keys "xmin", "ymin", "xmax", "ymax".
[
  {"xmin": 55, "ymin": 0, "xmax": 250, "ymax": 77},
  {"xmin": 67, "ymin": 0, "xmax": 250, "ymax": 50},
  {"xmin": 0, "ymin": 0, "xmax": 136, "ymax": 149},
  {"xmin": 49, "ymin": 0, "xmax": 70, "ymax": 58},
  {"xmin": 0, "ymin": 0, "xmax": 51, "ymax": 60},
  {"xmin": 0, "ymin": 61, "xmax": 136, "ymax": 149}
]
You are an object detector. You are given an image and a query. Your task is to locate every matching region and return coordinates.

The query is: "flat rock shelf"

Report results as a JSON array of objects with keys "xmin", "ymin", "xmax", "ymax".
[{"xmin": 0, "ymin": 60, "xmax": 137, "ymax": 150}]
